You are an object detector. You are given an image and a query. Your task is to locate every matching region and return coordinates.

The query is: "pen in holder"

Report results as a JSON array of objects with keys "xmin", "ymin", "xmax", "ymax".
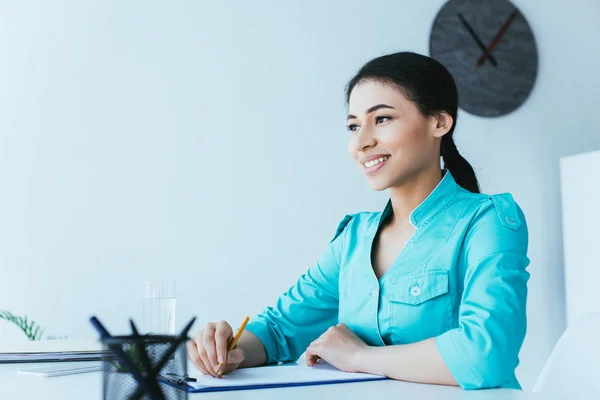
[{"xmin": 90, "ymin": 316, "xmax": 196, "ymax": 400}]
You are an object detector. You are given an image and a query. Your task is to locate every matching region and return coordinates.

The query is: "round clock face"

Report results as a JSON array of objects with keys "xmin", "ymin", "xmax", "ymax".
[{"xmin": 429, "ymin": 0, "xmax": 538, "ymax": 117}]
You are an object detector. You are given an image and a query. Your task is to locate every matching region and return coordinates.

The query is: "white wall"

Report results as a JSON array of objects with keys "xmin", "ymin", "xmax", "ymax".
[{"xmin": 1, "ymin": 0, "xmax": 599, "ymax": 390}]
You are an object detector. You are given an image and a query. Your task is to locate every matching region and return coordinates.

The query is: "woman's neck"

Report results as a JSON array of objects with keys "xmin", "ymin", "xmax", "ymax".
[{"xmin": 387, "ymin": 167, "xmax": 444, "ymax": 227}]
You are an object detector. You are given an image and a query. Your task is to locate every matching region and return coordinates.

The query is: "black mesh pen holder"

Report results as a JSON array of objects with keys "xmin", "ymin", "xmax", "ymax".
[{"xmin": 101, "ymin": 335, "xmax": 188, "ymax": 400}]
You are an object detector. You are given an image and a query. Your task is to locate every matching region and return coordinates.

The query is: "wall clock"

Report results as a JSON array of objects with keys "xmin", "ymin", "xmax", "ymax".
[{"xmin": 429, "ymin": 0, "xmax": 538, "ymax": 117}]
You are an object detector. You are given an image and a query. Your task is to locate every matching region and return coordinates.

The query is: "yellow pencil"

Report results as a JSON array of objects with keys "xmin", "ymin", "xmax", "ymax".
[{"xmin": 216, "ymin": 316, "xmax": 250, "ymax": 375}]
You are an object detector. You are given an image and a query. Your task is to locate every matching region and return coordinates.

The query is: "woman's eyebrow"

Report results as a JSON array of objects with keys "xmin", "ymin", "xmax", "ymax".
[{"xmin": 347, "ymin": 104, "xmax": 396, "ymax": 120}]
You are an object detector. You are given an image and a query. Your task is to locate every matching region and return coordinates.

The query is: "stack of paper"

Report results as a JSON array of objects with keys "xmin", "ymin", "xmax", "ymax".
[{"xmin": 0, "ymin": 339, "xmax": 106, "ymax": 363}]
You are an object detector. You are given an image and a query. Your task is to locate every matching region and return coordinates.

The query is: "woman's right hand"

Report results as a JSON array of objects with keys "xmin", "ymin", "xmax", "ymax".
[{"xmin": 187, "ymin": 321, "xmax": 246, "ymax": 378}]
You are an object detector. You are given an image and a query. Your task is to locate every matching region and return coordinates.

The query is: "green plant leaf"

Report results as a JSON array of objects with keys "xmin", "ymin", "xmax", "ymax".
[{"xmin": 0, "ymin": 309, "xmax": 46, "ymax": 341}]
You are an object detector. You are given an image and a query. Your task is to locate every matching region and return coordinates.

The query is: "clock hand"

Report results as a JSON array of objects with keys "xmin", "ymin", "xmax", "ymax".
[
  {"xmin": 476, "ymin": 9, "xmax": 519, "ymax": 68},
  {"xmin": 457, "ymin": 13, "xmax": 498, "ymax": 67}
]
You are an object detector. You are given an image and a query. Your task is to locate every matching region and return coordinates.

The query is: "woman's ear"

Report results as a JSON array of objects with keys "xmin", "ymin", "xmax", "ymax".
[{"xmin": 432, "ymin": 112, "xmax": 453, "ymax": 138}]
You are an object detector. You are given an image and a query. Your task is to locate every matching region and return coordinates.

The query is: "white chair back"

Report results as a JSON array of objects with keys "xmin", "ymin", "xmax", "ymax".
[{"xmin": 533, "ymin": 312, "xmax": 600, "ymax": 396}]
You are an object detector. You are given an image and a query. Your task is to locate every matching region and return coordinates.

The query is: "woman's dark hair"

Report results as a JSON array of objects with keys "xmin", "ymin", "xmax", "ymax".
[{"xmin": 345, "ymin": 51, "xmax": 480, "ymax": 193}]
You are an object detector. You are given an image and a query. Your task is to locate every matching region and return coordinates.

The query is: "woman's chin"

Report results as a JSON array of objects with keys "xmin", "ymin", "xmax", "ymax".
[{"xmin": 365, "ymin": 177, "xmax": 390, "ymax": 192}]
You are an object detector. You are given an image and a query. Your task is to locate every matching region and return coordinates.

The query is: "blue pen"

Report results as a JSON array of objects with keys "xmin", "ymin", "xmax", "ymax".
[{"xmin": 89, "ymin": 316, "xmax": 111, "ymax": 338}]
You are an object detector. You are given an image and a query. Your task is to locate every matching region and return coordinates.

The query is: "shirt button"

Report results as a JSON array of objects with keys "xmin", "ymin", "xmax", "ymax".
[
  {"xmin": 506, "ymin": 216, "xmax": 517, "ymax": 225},
  {"xmin": 371, "ymin": 289, "xmax": 377, "ymax": 297},
  {"xmin": 410, "ymin": 286, "xmax": 421, "ymax": 297}
]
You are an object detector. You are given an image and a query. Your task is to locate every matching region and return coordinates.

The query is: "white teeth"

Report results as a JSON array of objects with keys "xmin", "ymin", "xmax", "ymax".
[{"xmin": 363, "ymin": 156, "xmax": 389, "ymax": 168}]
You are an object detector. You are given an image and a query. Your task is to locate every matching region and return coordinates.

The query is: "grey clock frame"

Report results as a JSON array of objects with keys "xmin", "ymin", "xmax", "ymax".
[{"xmin": 429, "ymin": 0, "xmax": 538, "ymax": 117}]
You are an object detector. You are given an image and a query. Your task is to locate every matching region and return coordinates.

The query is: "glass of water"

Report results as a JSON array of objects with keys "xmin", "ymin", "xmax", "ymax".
[{"xmin": 142, "ymin": 281, "xmax": 176, "ymax": 335}]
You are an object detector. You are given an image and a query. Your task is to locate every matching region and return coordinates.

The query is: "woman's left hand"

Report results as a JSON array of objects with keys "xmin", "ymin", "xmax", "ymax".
[{"xmin": 305, "ymin": 323, "xmax": 370, "ymax": 373}]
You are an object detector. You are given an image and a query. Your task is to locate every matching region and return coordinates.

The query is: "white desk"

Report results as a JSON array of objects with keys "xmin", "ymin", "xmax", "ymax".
[{"xmin": 0, "ymin": 362, "xmax": 538, "ymax": 399}]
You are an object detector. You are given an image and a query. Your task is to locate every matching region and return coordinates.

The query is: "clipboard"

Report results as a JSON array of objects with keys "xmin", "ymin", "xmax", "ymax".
[{"xmin": 162, "ymin": 362, "xmax": 388, "ymax": 393}]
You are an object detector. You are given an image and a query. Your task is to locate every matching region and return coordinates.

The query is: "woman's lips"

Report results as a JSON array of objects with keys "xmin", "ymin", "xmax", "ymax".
[{"xmin": 362, "ymin": 156, "xmax": 390, "ymax": 175}]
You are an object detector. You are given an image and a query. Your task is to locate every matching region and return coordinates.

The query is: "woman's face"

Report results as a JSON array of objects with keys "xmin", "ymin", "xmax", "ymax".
[{"xmin": 347, "ymin": 80, "xmax": 450, "ymax": 191}]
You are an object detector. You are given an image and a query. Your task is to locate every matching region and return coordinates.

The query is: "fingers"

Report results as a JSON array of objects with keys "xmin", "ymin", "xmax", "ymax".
[
  {"xmin": 305, "ymin": 346, "xmax": 321, "ymax": 367},
  {"xmin": 197, "ymin": 342, "xmax": 219, "ymax": 378},
  {"xmin": 188, "ymin": 321, "xmax": 241, "ymax": 379},
  {"xmin": 221, "ymin": 348, "xmax": 245, "ymax": 374},
  {"xmin": 192, "ymin": 327, "xmax": 218, "ymax": 378},
  {"xmin": 214, "ymin": 321, "xmax": 233, "ymax": 365},
  {"xmin": 187, "ymin": 339, "xmax": 211, "ymax": 377},
  {"xmin": 202, "ymin": 323, "xmax": 220, "ymax": 375},
  {"xmin": 306, "ymin": 335, "xmax": 323, "ymax": 367},
  {"xmin": 305, "ymin": 325, "xmax": 338, "ymax": 367}
]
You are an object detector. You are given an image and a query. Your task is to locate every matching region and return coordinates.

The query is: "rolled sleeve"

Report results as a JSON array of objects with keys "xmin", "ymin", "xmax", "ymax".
[
  {"xmin": 246, "ymin": 215, "xmax": 353, "ymax": 364},
  {"xmin": 245, "ymin": 317, "xmax": 283, "ymax": 365},
  {"xmin": 436, "ymin": 198, "xmax": 530, "ymax": 390}
]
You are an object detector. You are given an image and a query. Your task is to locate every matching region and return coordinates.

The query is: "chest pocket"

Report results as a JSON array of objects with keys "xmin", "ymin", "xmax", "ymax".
[{"xmin": 384, "ymin": 270, "xmax": 453, "ymax": 343}]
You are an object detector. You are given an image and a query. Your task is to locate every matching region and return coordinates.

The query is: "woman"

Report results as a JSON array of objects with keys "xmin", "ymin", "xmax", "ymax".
[{"xmin": 187, "ymin": 52, "xmax": 530, "ymax": 390}]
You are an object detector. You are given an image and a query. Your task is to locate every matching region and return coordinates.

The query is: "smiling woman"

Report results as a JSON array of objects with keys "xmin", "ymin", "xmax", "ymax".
[
  {"xmin": 344, "ymin": 52, "xmax": 479, "ymax": 195},
  {"xmin": 187, "ymin": 52, "xmax": 530, "ymax": 391}
]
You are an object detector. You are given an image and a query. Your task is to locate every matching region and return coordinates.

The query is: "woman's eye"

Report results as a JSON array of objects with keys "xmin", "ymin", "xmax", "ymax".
[
  {"xmin": 346, "ymin": 124, "xmax": 360, "ymax": 132},
  {"xmin": 375, "ymin": 116, "xmax": 391, "ymax": 124}
]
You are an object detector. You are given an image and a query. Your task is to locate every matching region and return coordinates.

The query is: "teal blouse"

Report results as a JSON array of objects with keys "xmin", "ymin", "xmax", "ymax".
[{"xmin": 246, "ymin": 170, "xmax": 530, "ymax": 390}]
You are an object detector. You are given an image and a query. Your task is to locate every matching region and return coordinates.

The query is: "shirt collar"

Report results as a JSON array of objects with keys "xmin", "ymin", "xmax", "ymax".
[{"xmin": 377, "ymin": 170, "xmax": 461, "ymax": 230}]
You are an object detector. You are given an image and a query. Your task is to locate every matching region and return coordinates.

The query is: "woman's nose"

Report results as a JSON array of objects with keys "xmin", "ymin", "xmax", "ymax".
[{"xmin": 354, "ymin": 128, "xmax": 376, "ymax": 152}]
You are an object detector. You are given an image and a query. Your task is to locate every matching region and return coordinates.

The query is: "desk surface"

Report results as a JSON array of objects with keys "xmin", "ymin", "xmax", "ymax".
[{"xmin": 0, "ymin": 362, "xmax": 539, "ymax": 399}]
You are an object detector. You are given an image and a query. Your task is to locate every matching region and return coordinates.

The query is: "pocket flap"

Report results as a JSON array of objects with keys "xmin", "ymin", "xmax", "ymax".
[{"xmin": 388, "ymin": 270, "xmax": 449, "ymax": 305}]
